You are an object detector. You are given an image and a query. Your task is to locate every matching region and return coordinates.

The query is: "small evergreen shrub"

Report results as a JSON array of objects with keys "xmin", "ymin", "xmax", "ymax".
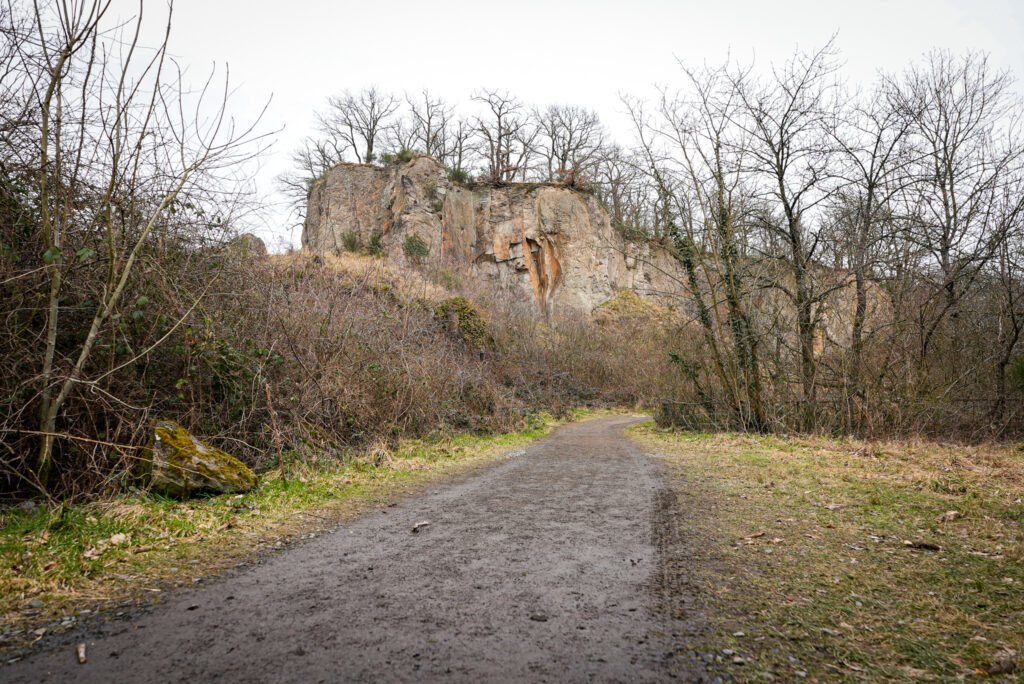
[
  {"xmin": 435, "ymin": 297, "xmax": 492, "ymax": 349},
  {"xmin": 403, "ymin": 233, "xmax": 430, "ymax": 259},
  {"xmin": 341, "ymin": 231, "xmax": 361, "ymax": 252},
  {"xmin": 446, "ymin": 167, "xmax": 471, "ymax": 185},
  {"xmin": 1010, "ymin": 356, "xmax": 1024, "ymax": 390},
  {"xmin": 381, "ymin": 148, "xmax": 414, "ymax": 165}
]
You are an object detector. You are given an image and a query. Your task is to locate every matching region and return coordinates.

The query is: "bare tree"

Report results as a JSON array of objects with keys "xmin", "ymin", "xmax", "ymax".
[
  {"xmin": 624, "ymin": 90, "xmax": 738, "ymax": 423},
  {"xmin": 277, "ymin": 135, "xmax": 347, "ymax": 212},
  {"xmin": 444, "ymin": 117, "xmax": 473, "ymax": 174},
  {"xmin": 667, "ymin": 63, "xmax": 768, "ymax": 428},
  {"xmin": 6, "ymin": 0, "xmax": 267, "ymax": 491},
  {"xmin": 278, "ymin": 87, "xmax": 399, "ymax": 216},
  {"xmin": 989, "ymin": 173, "xmax": 1024, "ymax": 419},
  {"xmin": 382, "ymin": 115, "xmax": 416, "ymax": 157},
  {"xmin": 403, "ymin": 91, "xmax": 474, "ymax": 174},
  {"xmin": 534, "ymin": 104, "xmax": 605, "ymax": 181},
  {"xmin": 592, "ymin": 145, "xmax": 655, "ymax": 234},
  {"xmin": 319, "ymin": 87, "xmax": 399, "ymax": 163},
  {"xmin": 888, "ymin": 50, "xmax": 1024, "ymax": 366},
  {"xmin": 407, "ymin": 89, "xmax": 453, "ymax": 160},
  {"xmin": 471, "ymin": 89, "xmax": 537, "ymax": 182},
  {"xmin": 736, "ymin": 41, "xmax": 843, "ymax": 424},
  {"xmin": 827, "ymin": 79, "xmax": 915, "ymax": 416}
]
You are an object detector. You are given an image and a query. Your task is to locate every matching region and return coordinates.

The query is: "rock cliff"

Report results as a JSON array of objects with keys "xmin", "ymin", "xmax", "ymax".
[
  {"xmin": 302, "ymin": 155, "xmax": 678, "ymax": 314},
  {"xmin": 301, "ymin": 156, "xmax": 888, "ymax": 356}
]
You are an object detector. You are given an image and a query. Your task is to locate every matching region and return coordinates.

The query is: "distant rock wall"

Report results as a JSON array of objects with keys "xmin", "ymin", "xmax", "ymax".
[
  {"xmin": 300, "ymin": 156, "xmax": 888, "ymax": 357},
  {"xmin": 302, "ymin": 155, "xmax": 679, "ymax": 315}
]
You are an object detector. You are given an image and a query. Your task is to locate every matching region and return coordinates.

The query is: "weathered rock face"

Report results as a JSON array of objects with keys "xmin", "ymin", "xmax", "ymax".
[
  {"xmin": 303, "ymin": 155, "xmax": 673, "ymax": 314},
  {"xmin": 140, "ymin": 421, "xmax": 257, "ymax": 499},
  {"xmin": 228, "ymin": 233, "xmax": 268, "ymax": 257},
  {"xmin": 303, "ymin": 163, "xmax": 390, "ymax": 252},
  {"xmin": 300, "ymin": 156, "xmax": 889, "ymax": 356}
]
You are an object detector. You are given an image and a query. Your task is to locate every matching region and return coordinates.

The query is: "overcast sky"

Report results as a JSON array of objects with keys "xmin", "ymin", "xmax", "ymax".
[{"xmin": 105, "ymin": 0, "xmax": 1024, "ymax": 250}]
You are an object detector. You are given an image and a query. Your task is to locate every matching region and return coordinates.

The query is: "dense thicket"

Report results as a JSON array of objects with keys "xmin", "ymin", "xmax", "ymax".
[
  {"xmin": 0, "ymin": 0, "xmax": 269, "ymax": 497},
  {"xmin": 0, "ymin": 0, "xmax": 676, "ymax": 499},
  {"xmin": 288, "ymin": 40, "xmax": 1024, "ymax": 438},
  {"xmin": 3, "ymin": 3, "xmax": 1024, "ymax": 500}
]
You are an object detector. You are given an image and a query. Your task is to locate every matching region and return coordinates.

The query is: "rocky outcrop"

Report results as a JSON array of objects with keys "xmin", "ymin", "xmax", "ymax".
[
  {"xmin": 140, "ymin": 421, "xmax": 257, "ymax": 499},
  {"xmin": 301, "ymin": 156, "xmax": 889, "ymax": 355},
  {"xmin": 228, "ymin": 233, "xmax": 267, "ymax": 257},
  {"xmin": 303, "ymin": 155, "xmax": 674, "ymax": 315}
]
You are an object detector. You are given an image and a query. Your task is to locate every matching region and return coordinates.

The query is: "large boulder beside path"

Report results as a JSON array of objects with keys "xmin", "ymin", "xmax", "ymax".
[{"xmin": 140, "ymin": 420, "xmax": 256, "ymax": 499}]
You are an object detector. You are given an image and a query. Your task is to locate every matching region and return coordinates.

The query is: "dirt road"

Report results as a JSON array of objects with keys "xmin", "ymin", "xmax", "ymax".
[{"xmin": 5, "ymin": 416, "xmax": 709, "ymax": 682}]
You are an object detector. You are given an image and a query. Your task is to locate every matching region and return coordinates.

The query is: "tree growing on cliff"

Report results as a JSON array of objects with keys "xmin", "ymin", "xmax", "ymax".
[
  {"xmin": 471, "ymin": 89, "xmax": 538, "ymax": 183},
  {"xmin": 406, "ymin": 90, "xmax": 452, "ymax": 161},
  {"xmin": 399, "ymin": 90, "xmax": 474, "ymax": 174},
  {"xmin": 534, "ymin": 104, "xmax": 606, "ymax": 182},
  {"xmin": 319, "ymin": 87, "xmax": 400, "ymax": 164},
  {"xmin": 590, "ymin": 146, "xmax": 659, "ymax": 235},
  {"xmin": 278, "ymin": 87, "xmax": 401, "ymax": 214},
  {"xmin": 278, "ymin": 136, "xmax": 348, "ymax": 210}
]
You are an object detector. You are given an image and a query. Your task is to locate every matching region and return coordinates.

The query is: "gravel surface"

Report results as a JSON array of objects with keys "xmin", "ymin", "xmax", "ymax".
[{"xmin": 4, "ymin": 416, "xmax": 711, "ymax": 683}]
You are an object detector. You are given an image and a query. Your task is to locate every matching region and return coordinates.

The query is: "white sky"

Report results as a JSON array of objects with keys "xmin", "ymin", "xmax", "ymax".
[{"xmin": 105, "ymin": 0, "xmax": 1024, "ymax": 250}]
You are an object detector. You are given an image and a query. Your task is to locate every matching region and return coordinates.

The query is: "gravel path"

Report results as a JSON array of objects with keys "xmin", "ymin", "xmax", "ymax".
[{"xmin": 4, "ymin": 416, "xmax": 709, "ymax": 683}]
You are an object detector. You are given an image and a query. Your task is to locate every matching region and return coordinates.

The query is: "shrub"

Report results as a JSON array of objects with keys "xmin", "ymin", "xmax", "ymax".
[
  {"xmin": 446, "ymin": 167, "xmax": 471, "ymax": 185},
  {"xmin": 381, "ymin": 148, "xmax": 414, "ymax": 165},
  {"xmin": 435, "ymin": 297, "xmax": 492, "ymax": 349},
  {"xmin": 1011, "ymin": 356, "xmax": 1024, "ymax": 390},
  {"xmin": 403, "ymin": 234, "xmax": 430, "ymax": 260},
  {"xmin": 611, "ymin": 220, "xmax": 649, "ymax": 241},
  {"xmin": 432, "ymin": 269, "xmax": 460, "ymax": 290},
  {"xmin": 554, "ymin": 167, "xmax": 590, "ymax": 192},
  {"xmin": 341, "ymin": 231, "xmax": 361, "ymax": 252}
]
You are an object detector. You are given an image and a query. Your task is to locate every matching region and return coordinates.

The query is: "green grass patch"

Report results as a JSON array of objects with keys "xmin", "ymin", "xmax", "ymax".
[
  {"xmin": 631, "ymin": 425, "xmax": 1023, "ymax": 682},
  {"xmin": 0, "ymin": 412, "xmax": 589, "ymax": 649}
]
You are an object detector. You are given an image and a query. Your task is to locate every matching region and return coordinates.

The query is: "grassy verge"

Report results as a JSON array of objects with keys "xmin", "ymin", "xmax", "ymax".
[
  {"xmin": 631, "ymin": 425, "xmax": 1023, "ymax": 682},
  {"xmin": 0, "ymin": 411, "xmax": 593, "ymax": 652}
]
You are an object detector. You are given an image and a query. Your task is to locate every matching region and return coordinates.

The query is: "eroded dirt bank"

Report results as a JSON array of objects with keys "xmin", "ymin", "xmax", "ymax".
[{"xmin": 4, "ymin": 416, "xmax": 710, "ymax": 683}]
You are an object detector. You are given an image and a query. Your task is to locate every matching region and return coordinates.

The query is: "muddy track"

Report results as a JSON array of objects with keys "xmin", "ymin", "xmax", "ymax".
[{"xmin": 4, "ymin": 416, "xmax": 711, "ymax": 683}]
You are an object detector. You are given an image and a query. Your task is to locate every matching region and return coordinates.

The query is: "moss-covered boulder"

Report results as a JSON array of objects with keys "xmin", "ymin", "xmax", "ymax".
[{"xmin": 140, "ymin": 421, "xmax": 256, "ymax": 499}]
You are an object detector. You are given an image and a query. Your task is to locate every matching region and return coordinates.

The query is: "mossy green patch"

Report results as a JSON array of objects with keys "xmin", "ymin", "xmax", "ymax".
[{"xmin": 435, "ymin": 297, "xmax": 493, "ymax": 349}]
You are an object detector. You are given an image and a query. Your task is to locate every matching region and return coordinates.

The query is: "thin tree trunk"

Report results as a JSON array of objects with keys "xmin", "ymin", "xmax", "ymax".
[{"xmin": 35, "ymin": 50, "xmax": 71, "ymax": 489}]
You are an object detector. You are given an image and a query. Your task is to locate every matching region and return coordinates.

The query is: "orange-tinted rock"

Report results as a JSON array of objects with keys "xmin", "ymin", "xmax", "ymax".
[
  {"xmin": 303, "ymin": 155, "xmax": 655, "ymax": 314},
  {"xmin": 301, "ymin": 156, "xmax": 890, "ymax": 356}
]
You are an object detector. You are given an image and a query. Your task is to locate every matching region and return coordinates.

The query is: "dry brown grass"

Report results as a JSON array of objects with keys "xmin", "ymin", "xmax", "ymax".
[
  {"xmin": 271, "ymin": 250, "xmax": 452, "ymax": 304},
  {"xmin": 634, "ymin": 426, "xmax": 1023, "ymax": 681}
]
